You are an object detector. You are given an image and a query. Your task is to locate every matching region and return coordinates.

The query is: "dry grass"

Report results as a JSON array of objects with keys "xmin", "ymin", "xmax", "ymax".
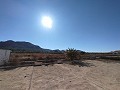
[{"xmin": 10, "ymin": 53, "xmax": 65, "ymax": 63}]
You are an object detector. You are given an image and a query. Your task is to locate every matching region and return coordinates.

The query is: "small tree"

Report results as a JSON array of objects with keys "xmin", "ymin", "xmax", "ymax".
[{"xmin": 65, "ymin": 48, "xmax": 78, "ymax": 60}]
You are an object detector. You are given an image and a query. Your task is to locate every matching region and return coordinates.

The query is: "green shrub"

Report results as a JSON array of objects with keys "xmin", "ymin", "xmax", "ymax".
[{"xmin": 65, "ymin": 48, "xmax": 78, "ymax": 60}]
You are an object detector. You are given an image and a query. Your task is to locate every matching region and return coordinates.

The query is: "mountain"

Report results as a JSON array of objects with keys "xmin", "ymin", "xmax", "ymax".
[
  {"xmin": 111, "ymin": 50, "xmax": 120, "ymax": 54},
  {"xmin": 0, "ymin": 40, "xmax": 61, "ymax": 53},
  {"xmin": 0, "ymin": 40, "xmax": 85, "ymax": 54}
]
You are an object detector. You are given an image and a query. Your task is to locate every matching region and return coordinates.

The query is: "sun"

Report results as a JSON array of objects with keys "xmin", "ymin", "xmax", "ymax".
[{"xmin": 41, "ymin": 16, "xmax": 53, "ymax": 29}]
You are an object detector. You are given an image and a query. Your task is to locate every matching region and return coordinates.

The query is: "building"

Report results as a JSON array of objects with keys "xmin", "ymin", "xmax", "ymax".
[{"xmin": 0, "ymin": 49, "xmax": 11, "ymax": 66}]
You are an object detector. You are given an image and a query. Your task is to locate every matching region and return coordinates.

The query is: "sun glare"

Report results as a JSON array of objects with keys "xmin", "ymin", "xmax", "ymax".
[{"xmin": 41, "ymin": 16, "xmax": 53, "ymax": 29}]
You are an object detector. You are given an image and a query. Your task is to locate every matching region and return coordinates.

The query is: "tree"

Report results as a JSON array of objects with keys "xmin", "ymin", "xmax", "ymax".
[{"xmin": 65, "ymin": 48, "xmax": 78, "ymax": 60}]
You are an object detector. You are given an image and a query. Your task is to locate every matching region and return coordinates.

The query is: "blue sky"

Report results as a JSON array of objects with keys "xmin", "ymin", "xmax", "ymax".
[{"xmin": 0, "ymin": 0, "xmax": 120, "ymax": 52}]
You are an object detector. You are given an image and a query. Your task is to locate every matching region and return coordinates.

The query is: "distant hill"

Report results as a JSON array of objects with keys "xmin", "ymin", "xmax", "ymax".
[
  {"xmin": 111, "ymin": 50, "xmax": 120, "ymax": 54},
  {"xmin": 0, "ymin": 40, "xmax": 63, "ymax": 53}
]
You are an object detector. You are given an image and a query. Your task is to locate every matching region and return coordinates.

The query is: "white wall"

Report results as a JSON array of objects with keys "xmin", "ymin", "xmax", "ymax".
[{"xmin": 0, "ymin": 49, "xmax": 11, "ymax": 65}]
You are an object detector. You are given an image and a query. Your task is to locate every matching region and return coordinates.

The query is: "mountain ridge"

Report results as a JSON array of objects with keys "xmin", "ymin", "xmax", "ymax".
[{"xmin": 0, "ymin": 40, "xmax": 63, "ymax": 53}]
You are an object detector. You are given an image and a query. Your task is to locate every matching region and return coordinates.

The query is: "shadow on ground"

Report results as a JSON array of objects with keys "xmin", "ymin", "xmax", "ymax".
[
  {"xmin": 0, "ymin": 59, "xmax": 95, "ymax": 71},
  {"xmin": 68, "ymin": 60, "xmax": 95, "ymax": 67}
]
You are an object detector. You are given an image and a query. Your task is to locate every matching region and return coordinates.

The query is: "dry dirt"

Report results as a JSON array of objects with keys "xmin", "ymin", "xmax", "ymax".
[{"xmin": 0, "ymin": 60, "xmax": 120, "ymax": 90}]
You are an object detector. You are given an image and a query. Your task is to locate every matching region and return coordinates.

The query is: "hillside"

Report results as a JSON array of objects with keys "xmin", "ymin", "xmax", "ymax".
[
  {"xmin": 0, "ymin": 40, "xmax": 62, "ymax": 53},
  {"xmin": 113, "ymin": 50, "xmax": 120, "ymax": 53}
]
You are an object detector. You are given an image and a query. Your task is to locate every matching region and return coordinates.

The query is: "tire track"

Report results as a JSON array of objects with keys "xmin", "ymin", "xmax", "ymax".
[{"xmin": 28, "ymin": 66, "xmax": 34, "ymax": 90}]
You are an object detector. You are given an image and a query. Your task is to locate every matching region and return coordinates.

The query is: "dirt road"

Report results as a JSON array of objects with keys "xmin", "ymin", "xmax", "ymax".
[{"xmin": 0, "ymin": 60, "xmax": 120, "ymax": 90}]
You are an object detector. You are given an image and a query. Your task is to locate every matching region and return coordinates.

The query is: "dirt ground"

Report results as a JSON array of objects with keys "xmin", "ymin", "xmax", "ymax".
[{"xmin": 0, "ymin": 60, "xmax": 120, "ymax": 90}]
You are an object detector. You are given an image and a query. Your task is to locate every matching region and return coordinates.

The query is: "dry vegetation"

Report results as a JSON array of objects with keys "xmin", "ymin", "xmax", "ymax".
[
  {"xmin": 0, "ymin": 60, "xmax": 120, "ymax": 90},
  {"xmin": 10, "ymin": 53, "xmax": 65, "ymax": 60},
  {"xmin": 9, "ymin": 53, "xmax": 65, "ymax": 65}
]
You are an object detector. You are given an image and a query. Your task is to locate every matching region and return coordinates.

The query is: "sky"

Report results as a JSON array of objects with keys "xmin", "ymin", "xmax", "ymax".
[{"xmin": 0, "ymin": 0, "xmax": 120, "ymax": 52}]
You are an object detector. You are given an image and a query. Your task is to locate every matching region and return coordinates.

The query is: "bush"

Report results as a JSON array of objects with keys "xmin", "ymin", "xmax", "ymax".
[{"xmin": 65, "ymin": 48, "xmax": 78, "ymax": 60}]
